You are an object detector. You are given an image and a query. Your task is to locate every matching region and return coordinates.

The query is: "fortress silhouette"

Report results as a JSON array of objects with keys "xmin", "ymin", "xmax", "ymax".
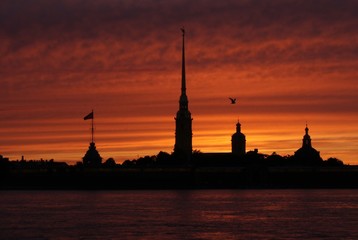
[
  {"xmin": 1, "ymin": 29, "xmax": 356, "ymax": 190},
  {"xmin": 82, "ymin": 29, "xmax": 326, "ymax": 168}
]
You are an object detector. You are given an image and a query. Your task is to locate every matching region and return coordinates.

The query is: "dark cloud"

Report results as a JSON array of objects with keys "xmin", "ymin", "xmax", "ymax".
[
  {"xmin": 1, "ymin": 0, "xmax": 357, "ymax": 41},
  {"xmin": 1, "ymin": 0, "xmax": 357, "ymax": 163},
  {"xmin": 1, "ymin": 0, "xmax": 356, "ymax": 65}
]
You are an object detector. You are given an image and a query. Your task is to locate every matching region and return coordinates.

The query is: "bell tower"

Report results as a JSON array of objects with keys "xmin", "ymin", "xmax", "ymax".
[
  {"xmin": 231, "ymin": 120, "xmax": 246, "ymax": 156},
  {"xmin": 174, "ymin": 28, "xmax": 192, "ymax": 159}
]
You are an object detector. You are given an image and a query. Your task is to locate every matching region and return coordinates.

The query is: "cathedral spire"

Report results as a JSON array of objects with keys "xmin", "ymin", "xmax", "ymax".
[
  {"xmin": 174, "ymin": 28, "xmax": 192, "ymax": 160},
  {"xmin": 181, "ymin": 27, "xmax": 186, "ymax": 95},
  {"xmin": 179, "ymin": 27, "xmax": 188, "ymax": 110}
]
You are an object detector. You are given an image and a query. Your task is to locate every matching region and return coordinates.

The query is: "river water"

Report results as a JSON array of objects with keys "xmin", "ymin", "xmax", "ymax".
[{"xmin": 0, "ymin": 190, "xmax": 357, "ymax": 239}]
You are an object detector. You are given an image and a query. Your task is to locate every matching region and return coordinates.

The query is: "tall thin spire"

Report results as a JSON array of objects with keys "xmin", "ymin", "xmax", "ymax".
[
  {"xmin": 178, "ymin": 27, "xmax": 188, "ymax": 111},
  {"xmin": 175, "ymin": 27, "xmax": 192, "ymax": 159},
  {"xmin": 181, "ymin": 27, "xmax": 186, "ymax": 95}
]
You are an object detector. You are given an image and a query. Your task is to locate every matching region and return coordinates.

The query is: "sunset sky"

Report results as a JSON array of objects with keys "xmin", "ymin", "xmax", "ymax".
[{"xmin": 1, "ymin": 0, "xmax": 357, "ymax": 165}]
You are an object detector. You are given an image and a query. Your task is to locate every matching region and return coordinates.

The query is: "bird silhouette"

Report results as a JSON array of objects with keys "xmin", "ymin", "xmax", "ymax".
[{"xmin": 229, "ymin": 98, "xmax": 237, "ymax": 104}]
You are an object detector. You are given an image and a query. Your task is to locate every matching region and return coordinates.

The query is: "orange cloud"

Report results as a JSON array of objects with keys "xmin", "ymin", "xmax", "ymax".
[{"xmin": 0, "ymin": 0, "xmax": 357, "ymax": 164}]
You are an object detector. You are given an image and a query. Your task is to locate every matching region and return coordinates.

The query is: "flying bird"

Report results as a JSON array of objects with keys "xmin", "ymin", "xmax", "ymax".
[{"xmin": 229, "ymin": 98, "xmax": 237, "ymax": 104}]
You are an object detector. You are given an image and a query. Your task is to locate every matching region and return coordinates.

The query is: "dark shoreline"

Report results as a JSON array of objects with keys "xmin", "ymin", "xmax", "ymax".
[{"xmin": 2, "ymin": 166, "xmax": 358, "ymax": 190}]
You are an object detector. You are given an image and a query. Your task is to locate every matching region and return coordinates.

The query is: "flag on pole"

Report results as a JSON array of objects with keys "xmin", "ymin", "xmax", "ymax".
[{"xmin": 84, "ymin": 111, "xmax": 94, "ymax": 120}]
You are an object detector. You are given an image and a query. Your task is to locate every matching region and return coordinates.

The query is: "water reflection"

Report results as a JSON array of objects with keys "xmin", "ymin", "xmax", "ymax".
[{"xmin": 0, "ymin": 190, "xmax": 357, "ymax": 239}]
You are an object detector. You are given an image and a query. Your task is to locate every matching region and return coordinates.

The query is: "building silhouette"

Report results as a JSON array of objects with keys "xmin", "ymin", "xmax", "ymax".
[
  {"xmin": 174, "ymin": 29, "xmax": 192, "ymax": 159},
  {"xmin": 83, "ymin": 142, "xmax": 102, "ymax": 167},
  {"xmin": 231, "ymin": 120, "xmax": 246, "ymax": 156},
  {"xmin": 82, "ymin": 111, "xmax": 102, "ymax": 167},
  {"xmin": 293, "ymin": 124, "xmax": 322, "ymax": 164}
]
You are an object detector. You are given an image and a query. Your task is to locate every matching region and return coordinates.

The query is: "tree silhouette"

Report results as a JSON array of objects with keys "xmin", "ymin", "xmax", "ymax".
[{"xmin": 103, "ymin": 158, "xmax": 116, "ymax": 167}]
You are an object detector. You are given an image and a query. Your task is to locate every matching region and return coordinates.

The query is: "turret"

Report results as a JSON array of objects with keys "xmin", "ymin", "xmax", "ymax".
[{"xmin": 231, "ymin": 120, "xmax": 246, "ymax": 156}]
